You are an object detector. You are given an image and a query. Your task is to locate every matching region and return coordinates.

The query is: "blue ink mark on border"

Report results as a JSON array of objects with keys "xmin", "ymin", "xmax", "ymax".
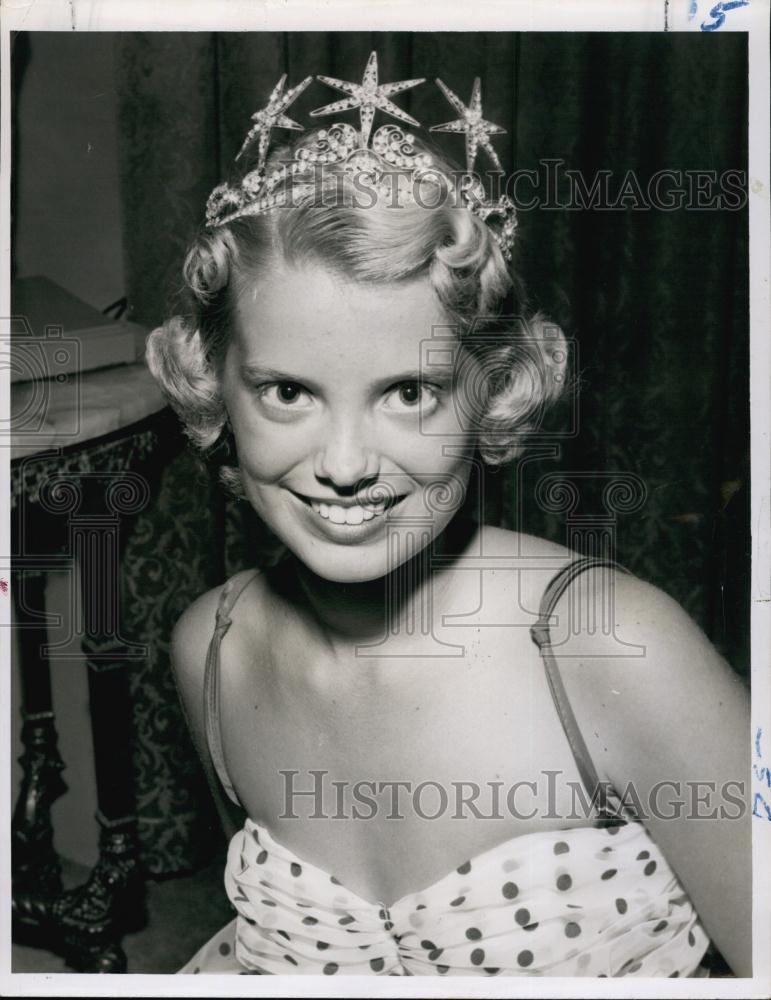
[
  {"xmin": 755, "ymin": 764, "xmax": 771, "ymax": 787},
  {"xmin": 701, "ymin": 0, "xmax": 749, "ymax": 31},
  {"xmin": 688, "ymin": 0, "xmax": 699, "ymax": 19},
  {"xmin": 753, "ymin": 729, "xmax": 770, "ymax": 786},
  {"xmin": 753, "ymin": 727, "xmax": 771, "ymax": 820},
  {"xmin": 752, "ymin": 794, "xmax": 771, "ymax": 819}
]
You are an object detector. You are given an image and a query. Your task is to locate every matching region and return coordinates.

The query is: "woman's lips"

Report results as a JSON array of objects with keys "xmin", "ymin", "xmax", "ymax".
[{"xmin": 291, "ymin": 491, "xmax": 407, "ymax": 529}]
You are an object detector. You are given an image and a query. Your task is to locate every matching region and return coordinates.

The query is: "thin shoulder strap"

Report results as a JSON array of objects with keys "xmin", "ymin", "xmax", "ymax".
[
  {"xmin": 203, "ymin": 571, "xmax": 261, "ymax": 808},
  {"xmin": 530, "ymin": 556, "xmax": 631, "ymax": 823}
]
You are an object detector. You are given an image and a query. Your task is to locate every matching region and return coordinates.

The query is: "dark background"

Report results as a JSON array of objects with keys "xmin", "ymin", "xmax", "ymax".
[{"xmin": 11, "ymin": 31, "xmax": 749, "ymax": 875}]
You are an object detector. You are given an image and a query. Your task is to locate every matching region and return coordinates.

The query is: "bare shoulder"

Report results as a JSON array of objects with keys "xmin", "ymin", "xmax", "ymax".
[
  {"xmin": 169, "ymin": 569, "xmax": 263, "ymax": 837},
  {"xmin": 469, "ymin": 523, "xmax": 576, "ymax": 611},
  {"xmin": 170, "ymin": 568, "xmax": 264, "ymax": 724},
  {"xmin": 170, "ymin": 585, "xmax": 222, "ymax": 672},
  {"xmin": 475, "ymin": 523, "xmax": 573, "ymax": 563},
  {"xmin": 547, "ymin": 566, "xmax": 749, "ymax": 757},
  {"xmin": 551, "ymin": 566, "xmax": 748, "ymax": 706},
  {"xmin": 550, "ymin": 565, "xmax": 751, "ymax": 975}
]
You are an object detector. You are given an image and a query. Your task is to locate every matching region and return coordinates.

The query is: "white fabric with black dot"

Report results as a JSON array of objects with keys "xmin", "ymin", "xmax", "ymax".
[{"xmin": 179, "ymin": 816, "xmax": 709, "ymax": 976}]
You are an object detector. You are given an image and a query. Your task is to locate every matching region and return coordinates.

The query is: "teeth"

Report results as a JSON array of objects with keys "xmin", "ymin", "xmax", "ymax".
[
  {"xmin": 346, "ymin": 506, "xmax": 364, "ymax": 525},
  {"xmin": 329, "ymin": 505, "xmax": 346, "ymax": 524},
  {"xmin": 308, "ymin": 499, "xmax": 391, "ymax": 524}
]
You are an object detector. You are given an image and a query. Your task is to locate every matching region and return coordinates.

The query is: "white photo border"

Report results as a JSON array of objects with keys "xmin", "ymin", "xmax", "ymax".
[{"xmin": 1, "ymin": 1, "xmax": 768, "ymax": 997}]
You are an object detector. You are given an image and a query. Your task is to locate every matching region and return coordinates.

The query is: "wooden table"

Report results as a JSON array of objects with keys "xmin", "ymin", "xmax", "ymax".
[{"xmin": 10, "ymin": 351, "xmax": 172, "ymax": 973}]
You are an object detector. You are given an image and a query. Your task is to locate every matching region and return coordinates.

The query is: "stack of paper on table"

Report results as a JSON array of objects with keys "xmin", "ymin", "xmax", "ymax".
[{"xmin": 10, "ymin": 275, "xmax": 147, "ymax": 383}]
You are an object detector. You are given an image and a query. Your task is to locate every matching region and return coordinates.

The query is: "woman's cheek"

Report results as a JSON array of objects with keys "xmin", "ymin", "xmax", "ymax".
[
  {"xmin": 386, "ymin": 414, "xmax": 476, "ymax": 471},
  {"xmin": 233, "ymin": 419, "xmax": 306, "ymax": 483}
]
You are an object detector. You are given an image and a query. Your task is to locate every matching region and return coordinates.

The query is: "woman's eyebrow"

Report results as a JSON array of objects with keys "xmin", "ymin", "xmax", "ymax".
[
  {"xmin": 382, "ymin": 367, "xmax": 456, "ymax": 385},
  {"xmin": 239, "ymin": 363, "xmax": 306, "ymax": 382}
]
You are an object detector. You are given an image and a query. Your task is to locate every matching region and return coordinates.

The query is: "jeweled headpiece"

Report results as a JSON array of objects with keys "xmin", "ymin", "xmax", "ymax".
[{"xmin": 205, "ymin": 52, "xmax": 517, "ymax": 260}]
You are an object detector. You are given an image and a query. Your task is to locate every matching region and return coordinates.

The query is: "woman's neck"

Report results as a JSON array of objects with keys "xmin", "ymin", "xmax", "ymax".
[{"xmin": 281, "ymin": 517, "xmax": 478, "ymax": 650}]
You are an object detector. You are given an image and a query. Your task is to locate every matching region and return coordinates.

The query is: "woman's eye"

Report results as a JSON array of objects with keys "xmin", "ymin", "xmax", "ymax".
[
  {"xmin": 257, "ymin": 382, "xmax": 313, "ymax": 410},
  {"xmin": 383, "ymin": 381, "xmax": 439, "ymax": 413}
]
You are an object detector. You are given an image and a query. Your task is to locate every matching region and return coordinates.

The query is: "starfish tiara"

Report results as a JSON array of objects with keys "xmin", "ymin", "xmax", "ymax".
[{"xmin": 205, "ymin": 52, "xmax": 518, "ymax": 260}]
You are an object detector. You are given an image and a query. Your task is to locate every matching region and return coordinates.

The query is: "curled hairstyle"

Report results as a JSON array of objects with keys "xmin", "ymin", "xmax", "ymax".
[{"xmin": 146, "ymin": 128, "xmax": 567, "ymax": 497}]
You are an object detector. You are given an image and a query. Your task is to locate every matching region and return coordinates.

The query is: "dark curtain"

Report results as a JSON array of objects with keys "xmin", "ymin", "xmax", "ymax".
[{"xmin": 113, "ymin": 32, "xmax": 749, "ymax": 872}]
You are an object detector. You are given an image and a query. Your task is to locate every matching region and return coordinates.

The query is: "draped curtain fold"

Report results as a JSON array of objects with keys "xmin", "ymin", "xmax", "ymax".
[{"xmin": 114, "ymin": 32, "xmax": 749, "ymax": 872}]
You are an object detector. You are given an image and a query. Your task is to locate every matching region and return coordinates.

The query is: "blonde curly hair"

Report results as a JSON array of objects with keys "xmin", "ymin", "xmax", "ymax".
[{"xmin": 146, "ymin": 129, "xmax": 567, "ymax": 497}]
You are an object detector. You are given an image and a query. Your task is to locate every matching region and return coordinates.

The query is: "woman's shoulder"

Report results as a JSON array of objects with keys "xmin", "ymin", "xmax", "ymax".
[
  {"xmin": 474, "ymin": 523, "xmax": 573, "ymax": 562},
  {"xmin": 546, "ymin": 555, "xmax": 709, "ymax": 656},
  {"xmin": 470, "ymin": 524, "xmax": 717, "ymax": 653},
  {"xmin": 543, "ymin": 551, "xmax": 749, "ymax": 759},
  {"xmin": 472, "ymin": 524, "xmax": 574, "ymax": 582},
  {"xmin": 475, "ymin": 524, "xmax": 680, "ymax": 614},
  {"xmin": 468, "ymin": 524, "xmax": 575, "ymax": 610},
  {"xmin": 170, "ymin": 568, "xmax": 264, "ymax": 687},
  {"xmin": 541, "ymin": 559, "xmax": 751, "ymax": 977}
]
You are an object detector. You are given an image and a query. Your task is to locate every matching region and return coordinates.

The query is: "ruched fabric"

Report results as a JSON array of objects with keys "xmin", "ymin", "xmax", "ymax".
[
  {"xmin": 179, "ymin": 561, "xmax": 711, "ymax": 976},
  {"xmin": 180, "ymin": 814, "xmax": 709, "ymax": 976}
]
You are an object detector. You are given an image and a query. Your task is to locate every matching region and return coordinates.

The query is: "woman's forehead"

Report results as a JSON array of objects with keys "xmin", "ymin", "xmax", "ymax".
[{"xmin": 231, "ymin": 262, "xmax": 458, "ymax": 358}]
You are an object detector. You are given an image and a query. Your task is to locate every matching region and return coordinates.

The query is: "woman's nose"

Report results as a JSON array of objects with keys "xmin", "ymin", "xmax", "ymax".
[{"xmin": 314, "ymin": 418, "xmax": 378, "ymax": 488}]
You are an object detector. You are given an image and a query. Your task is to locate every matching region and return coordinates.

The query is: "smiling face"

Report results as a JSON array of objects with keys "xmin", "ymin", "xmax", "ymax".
[{"xmin": 221, "ymin": 261, "xmax": 482, "ymax": 583}]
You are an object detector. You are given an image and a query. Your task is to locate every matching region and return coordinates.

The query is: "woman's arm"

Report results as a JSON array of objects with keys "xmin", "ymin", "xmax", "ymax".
[
  {"xmin": 552, "ymin": 568, "xmax": 752, "ymax": 977},
  {"xmin": 170, "ymin": 586, "xmax": 246, "ymax": 842}
]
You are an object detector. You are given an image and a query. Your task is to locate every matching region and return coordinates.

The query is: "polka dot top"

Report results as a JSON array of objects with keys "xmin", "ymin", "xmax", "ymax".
[{"xmin": 179, "ymin": 558, "xmax": 712, "ymax": 977}]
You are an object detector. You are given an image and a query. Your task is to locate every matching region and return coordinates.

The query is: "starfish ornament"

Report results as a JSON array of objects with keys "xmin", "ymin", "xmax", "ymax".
[
  {"xmin": 311, "ymin": 51, "xmax": 425, "ymax": 148},
  {"xmin": 236, "ymin": 73, "xmax": 313, "ymax": 163},
  {"xmin": 430, "ymin": 77, "xmax": 506, "ymax": 173}
]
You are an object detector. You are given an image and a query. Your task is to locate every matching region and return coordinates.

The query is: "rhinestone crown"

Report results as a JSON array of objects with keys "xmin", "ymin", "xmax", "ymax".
[{"xmin": 205, "ymin": 52, "xmax": 517, "ymax": 260}]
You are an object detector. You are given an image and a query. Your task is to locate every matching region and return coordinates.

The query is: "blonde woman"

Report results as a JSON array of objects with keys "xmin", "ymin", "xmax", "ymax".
[{"xmin": 147, "ymin": 58, "xmax": 750, "ymax": 977}]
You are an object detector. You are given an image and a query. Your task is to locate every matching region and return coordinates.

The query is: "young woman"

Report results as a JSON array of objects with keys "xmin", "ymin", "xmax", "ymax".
[{"xmin": 146, "ymin": 61, "xmax": 751, "ymax": 977}]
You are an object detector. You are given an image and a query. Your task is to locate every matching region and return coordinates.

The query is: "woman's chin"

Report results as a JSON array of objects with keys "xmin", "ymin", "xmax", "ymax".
[{"xmin": 292, "ymin": 545, "xmax": 395, "ymax": 584}]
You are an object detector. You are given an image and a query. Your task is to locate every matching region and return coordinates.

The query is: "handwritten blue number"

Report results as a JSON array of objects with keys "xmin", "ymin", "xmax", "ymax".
[
  {"xmin": 701, "ymin": 0, "xmax": 750, "ymax": 31},
  {"xmin": 753, "ymin": 730, "xmax": 771, "ymax": 820},
  {"xmin": 754, "ymin": 763, "xmax": 771, "ymax": 787},
  {"xmin": 752, "ymin": 793, "xmax": 771, "ymax": 820}
]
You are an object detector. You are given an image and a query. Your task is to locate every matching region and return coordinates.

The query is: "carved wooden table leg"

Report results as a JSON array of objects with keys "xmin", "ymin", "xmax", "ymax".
[
  {"xmin": 11, "ymin": 570, "xmax": 67, "ymax": 941},
  {"xmin": 39, "ymin": 471, "xmax": 149, "ymax": 972},
  {"xmin": 51, "ymin": 815, "xmax": 145, "ymax": 973}
]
